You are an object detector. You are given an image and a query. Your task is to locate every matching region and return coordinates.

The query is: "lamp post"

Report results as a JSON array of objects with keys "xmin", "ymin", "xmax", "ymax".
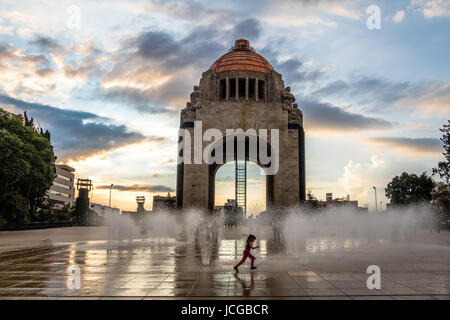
[
  {"xmin": 109, "ymin": 184, "xmax": 113, "ymax": 207},
  {"xmin": 373, "ymin": 186, "xmax": 377, "ymax": 213}
]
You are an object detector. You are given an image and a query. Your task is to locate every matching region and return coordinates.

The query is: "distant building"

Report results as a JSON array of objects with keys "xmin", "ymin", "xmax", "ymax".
[
  {"xmin": 319, "ymin": 193, "xmax": 358, "ymax": 208},
  {"xmin": 89, "ymin": 203, "xmax": 120, "ymax": 217},
  {"xmin": 122, "ymin": 196, "xmax": 151, "ymax": 218},
  {"xmin": 215, "ymin": 199, "xmax": 244, "ymax": 226},
  {"xmin": 48, "ymin": 164, "xmax": 75, "ymax": 207},
  {"xmin": 317, "ymin": 193, "xmax": 368, "ymax": 212},
  {"xmin": 153, "ymin": 193, "xmax": 176, "ymax": 213}
]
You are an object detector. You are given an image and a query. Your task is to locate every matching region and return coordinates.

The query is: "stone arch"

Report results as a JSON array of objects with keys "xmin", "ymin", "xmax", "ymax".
[{"xmin": 205, "ymin": 132, "xmax": 277, "ymax": 213}]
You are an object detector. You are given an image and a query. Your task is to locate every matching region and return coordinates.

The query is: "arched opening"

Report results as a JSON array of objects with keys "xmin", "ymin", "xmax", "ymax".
[
  {"xmin": 214, "ymin": 161, "xmax": 267, "ymax": 223},
  {"xmin": 206, "ymin": 134, "xmax": 276, "ymax": 214}
]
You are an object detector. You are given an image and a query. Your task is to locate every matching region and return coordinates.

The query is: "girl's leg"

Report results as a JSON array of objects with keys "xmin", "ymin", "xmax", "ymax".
[
  {"xmin": 235, "ymin": 254, "xmax": 248, "ymax": 268},
  {"xmin": 248, "ymin": 253, "xmax": 256, "ymax": 268}
]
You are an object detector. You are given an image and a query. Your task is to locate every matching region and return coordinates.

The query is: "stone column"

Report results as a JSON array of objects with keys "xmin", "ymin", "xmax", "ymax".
[
  {"xmin": 255, "ymin": 79, "xmax": 259, "ymax": 102},
  {"xmin": 235, "ymin": 78, "xmax": 238, "ymax": 100},
  {"xmin": 264, "ymin": 79, "xmax": 268, "ymax": 102},
  {"xmin": 298, "ymin": 127, "xmax": 306, "ymax": 202},
  {"xmin": 245, "ymin": 77, "xmax": 249, "ymax": 100},
  {"xmin": 226, "ymin": 77, "xmax": 229, "ymax": 101}
]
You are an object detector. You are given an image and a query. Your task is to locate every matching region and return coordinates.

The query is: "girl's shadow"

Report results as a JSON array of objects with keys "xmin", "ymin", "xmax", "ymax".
[{"xmin": 233, "ymin": 272, "xmax": 255, "ymax": 296}]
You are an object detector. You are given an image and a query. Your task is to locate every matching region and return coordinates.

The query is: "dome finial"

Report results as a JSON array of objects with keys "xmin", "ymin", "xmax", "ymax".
[{"xmin": 234, "ymin": 39, "xmax": 250, "ymax": 51}]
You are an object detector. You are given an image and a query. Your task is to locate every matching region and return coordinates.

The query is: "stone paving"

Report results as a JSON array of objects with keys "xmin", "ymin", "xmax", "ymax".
[{"xmin": 0, "ymin": 226, "xmax": 449, "ymax": 300}]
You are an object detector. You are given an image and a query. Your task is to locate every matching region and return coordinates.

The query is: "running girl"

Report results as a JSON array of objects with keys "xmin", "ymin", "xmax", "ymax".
[{"xmin": 234, "ymin": 234, "xmax": 259, "ymax": 272}]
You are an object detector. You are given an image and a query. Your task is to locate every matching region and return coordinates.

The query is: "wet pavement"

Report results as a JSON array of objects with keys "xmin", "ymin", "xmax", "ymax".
[{"xmin": 0, "ymin": 226, "xmax": 449, "ymax": 299}]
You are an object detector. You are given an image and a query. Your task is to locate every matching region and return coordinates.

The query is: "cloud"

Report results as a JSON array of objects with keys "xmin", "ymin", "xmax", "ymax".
[
  {"xmin": 312, "ymin": 75, "xmax": 450, "ymax": 116},
  {"xmin": 96, "ymin": 184, "xmax": 174, "ymax": 193},
  {"xmin": 98, "ymin": 25, "xmax": 233, "ymax": 112},
  {"xmin": 35, "ymin": 68, "xmax": 55, "ymax": 78},
  {"xmin": 257, "ymin": 0, "xmax": 362, "ymax": 30},
  {"xmin": 130, "ymin": 27, "xmax": 226, "ymax": 70},
  {"xmin": 0, "ymin": 94, "xmax": 146, "ymax": 160},
  {"xmin": 301, "ymin": 99, "xmax": 393, "ymax": 132},
  {"xmin": 70, "ymin": 40, "xmax": 101, "ymax": 55},
  {"xmin": 0, "ymin": 25, "xmax": 14, "ymax": 36},
  {"xmin": 231, "ymin": 18, "xmax": 261, "ymax": 41},
  {"xmin": 135, "ymin": 31, "xmax": 180, "ymax": 60},
  {"xmin": 63, "ymin": 55, "xmax": 101, "ymax": 79},
  {"xmin": 29, "ymin": 35, "xmax": 63, "ymax": 52},
  {"xmin": 21, "ymin": 54, "xmax": 49, "ymax": 67},
  {"xmin": 0, "ymin": 42, "xmax": 19, "ymax": 60},
  {"xmin": 160, "ymin": 158, "xmax": 175, "ymax": 165},
  {"xmin": 366, "ymin": 137, "xmax": 442, "ymax": 155},
  {"xmin": 97, "ymin": 17, "xmax": 267, "ymax": 113},
  {"xmin": 392, "ymin": 10, "xmax": 406, "ymax": 23},
  {"xmin": 338, "ymin": 156, "xmax": 390, "ymax": 208},
  {"xmin": 412, "ymin": 0, "xmax": 450, "ymax": 18},
  {"xmin": 258, "ymin": 42, "xmax": 325, "ymax": 87},
  {"xmin": 276, "ymin": 58, "xmax": 324, "ymax": 85},
  {"xmin": 338, "ymin": 155, "xmax": 433, "ymax": 209}
]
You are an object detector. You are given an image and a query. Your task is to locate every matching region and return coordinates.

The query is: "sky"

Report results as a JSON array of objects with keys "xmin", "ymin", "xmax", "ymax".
[{"xmin": 0, "ymin": 0, "xmax": 449, "ymax": 213}]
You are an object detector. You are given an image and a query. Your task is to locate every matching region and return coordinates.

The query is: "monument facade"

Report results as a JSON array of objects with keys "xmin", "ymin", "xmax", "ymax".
[{"xmin": 177, "ymin": 39, "xmax": 305, "ymax": 212}]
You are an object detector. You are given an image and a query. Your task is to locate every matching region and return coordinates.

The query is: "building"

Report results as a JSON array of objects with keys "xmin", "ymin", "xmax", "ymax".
[
  {"xmin": 153, "ymin": 193, "xmax": 176, "ymax": 213},
  {"xmin": 177, "ymin": 39, "xmax": 305, "ymax": 212},
  {"xmin": 318, "ymin": 193, "xmax": 359, "ymax": 208},
  {"xmin": 215, "ymin": 199, "xmax": 244, "ymax": 227},
  {"xmin": 317, "ymin": 193, "xmax": 368, "ymax": 212},
  {"xmin": 122, "ymin": 196, "xmax": 151, "ymax": 218},
  {"xmin": 89, "ymin": 203, "xmax": 120, "ymax": 217},
  {"xmin": 48, "ymin": 164, "xmax": 75, "ymax": 207}
]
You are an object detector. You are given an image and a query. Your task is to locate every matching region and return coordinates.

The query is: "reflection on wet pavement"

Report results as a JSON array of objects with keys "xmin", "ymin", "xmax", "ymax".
[{"xmin": 0, "ymin": 227, "xmax": 449, "ymax": 299}]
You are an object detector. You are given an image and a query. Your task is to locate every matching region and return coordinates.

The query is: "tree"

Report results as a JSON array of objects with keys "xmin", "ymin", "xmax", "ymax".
[
  {"xmin": 306, "ymin": 190, "xmax": 320, "ymax": 210},
  {"xmin": 433, "ymin": 120, "xmax": 450, "ymax": 183},
  {"xmin": 431, "ymin": 121, "xmax": 450, "ymax": 220},
  {"xmin": 432, "ymin": 182, "xmax": 450, "ymax": 220},
  {"xmin": 385, "ymin": 172, "xmax": 435, "ymax": 206},
  {"xmin": 0, "ymin": 108, "xmax": 55, "ymax": 224}
]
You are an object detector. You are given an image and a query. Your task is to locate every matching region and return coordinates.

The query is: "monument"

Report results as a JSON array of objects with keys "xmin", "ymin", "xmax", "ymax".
[{"xmin": 177, "ymin": 39, "xmax": 305, "ymax": 212}]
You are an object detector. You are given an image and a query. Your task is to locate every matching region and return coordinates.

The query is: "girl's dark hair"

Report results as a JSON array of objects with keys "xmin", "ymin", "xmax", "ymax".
[{"xmin": 246, "ymin": 234, "xmax": 256, "ymax": 243}]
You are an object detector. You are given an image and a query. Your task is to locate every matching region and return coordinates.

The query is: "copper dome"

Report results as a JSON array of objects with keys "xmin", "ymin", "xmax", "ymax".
[{"xmin": 209, "ymin": 39, "xmax": 274, "ymax": 74}]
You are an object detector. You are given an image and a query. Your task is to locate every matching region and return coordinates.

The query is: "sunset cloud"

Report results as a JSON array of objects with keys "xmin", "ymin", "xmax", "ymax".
[
  {"xmin": 96, "ymin": 184, "xmax": 174, "ymax": 193},
  {"xmin": 366, "ymin": 137, "xmax": 442, "ymax": 155}
]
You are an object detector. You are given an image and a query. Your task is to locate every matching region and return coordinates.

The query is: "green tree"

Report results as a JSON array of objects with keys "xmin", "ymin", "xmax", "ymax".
[
  {"xmin": 0, "ymin": 108, "xmax": 55, "ymax": 224},
  {"xmin": 432, "ymin": 120, "xmax": 450, "ymax": 183},
  {"xmin": 306, "ymin": 190, "xmax": 320, "ymax": 210},
  {"xmin": 432, "ymin": 182, "xmax": 450, "ymax": 220},
  {"xmin": 431, "ymin": 121, "xmax": 450, "ymax": 220},
  {"xmin": 385, "ymin": 172, "xmax": 435, "ymax": 206}
]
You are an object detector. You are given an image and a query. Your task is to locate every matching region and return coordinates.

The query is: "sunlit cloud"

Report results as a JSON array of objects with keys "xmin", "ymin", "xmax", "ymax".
[
  {"xmin": 392, "ymin": 10, "xmax": 406, "ymax": 23},
  {"xmin": 411, "ymin": 0, "xmax": 450, "ymax": 18},
  {"xmin": 96, "ymin": 184, "xmax": 174, "ymax": 193}
]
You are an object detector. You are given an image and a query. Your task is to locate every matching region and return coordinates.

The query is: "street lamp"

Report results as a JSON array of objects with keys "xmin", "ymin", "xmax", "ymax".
[
  {"xmin": 109, "ymin": 184, "xmax": 113, "ymax": 207},
  {"xmin": 373, "ymin": 186, "xmax": 377, "ymax": 213}
]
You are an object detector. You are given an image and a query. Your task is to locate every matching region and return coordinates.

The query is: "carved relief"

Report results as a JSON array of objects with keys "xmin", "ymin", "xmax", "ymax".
[
  {"xmin": 281, "ymin": 86, "xmax": 295, "ymax": 110},
  {"xmin": 190, "ymin": 85, "xmax": 203, "ymax": 109}
]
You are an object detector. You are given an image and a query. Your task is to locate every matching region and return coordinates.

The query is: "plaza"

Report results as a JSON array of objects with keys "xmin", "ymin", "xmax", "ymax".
[{"xmin": 0, "ymin": 225, "xmax": 449, "ymax": 300}]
